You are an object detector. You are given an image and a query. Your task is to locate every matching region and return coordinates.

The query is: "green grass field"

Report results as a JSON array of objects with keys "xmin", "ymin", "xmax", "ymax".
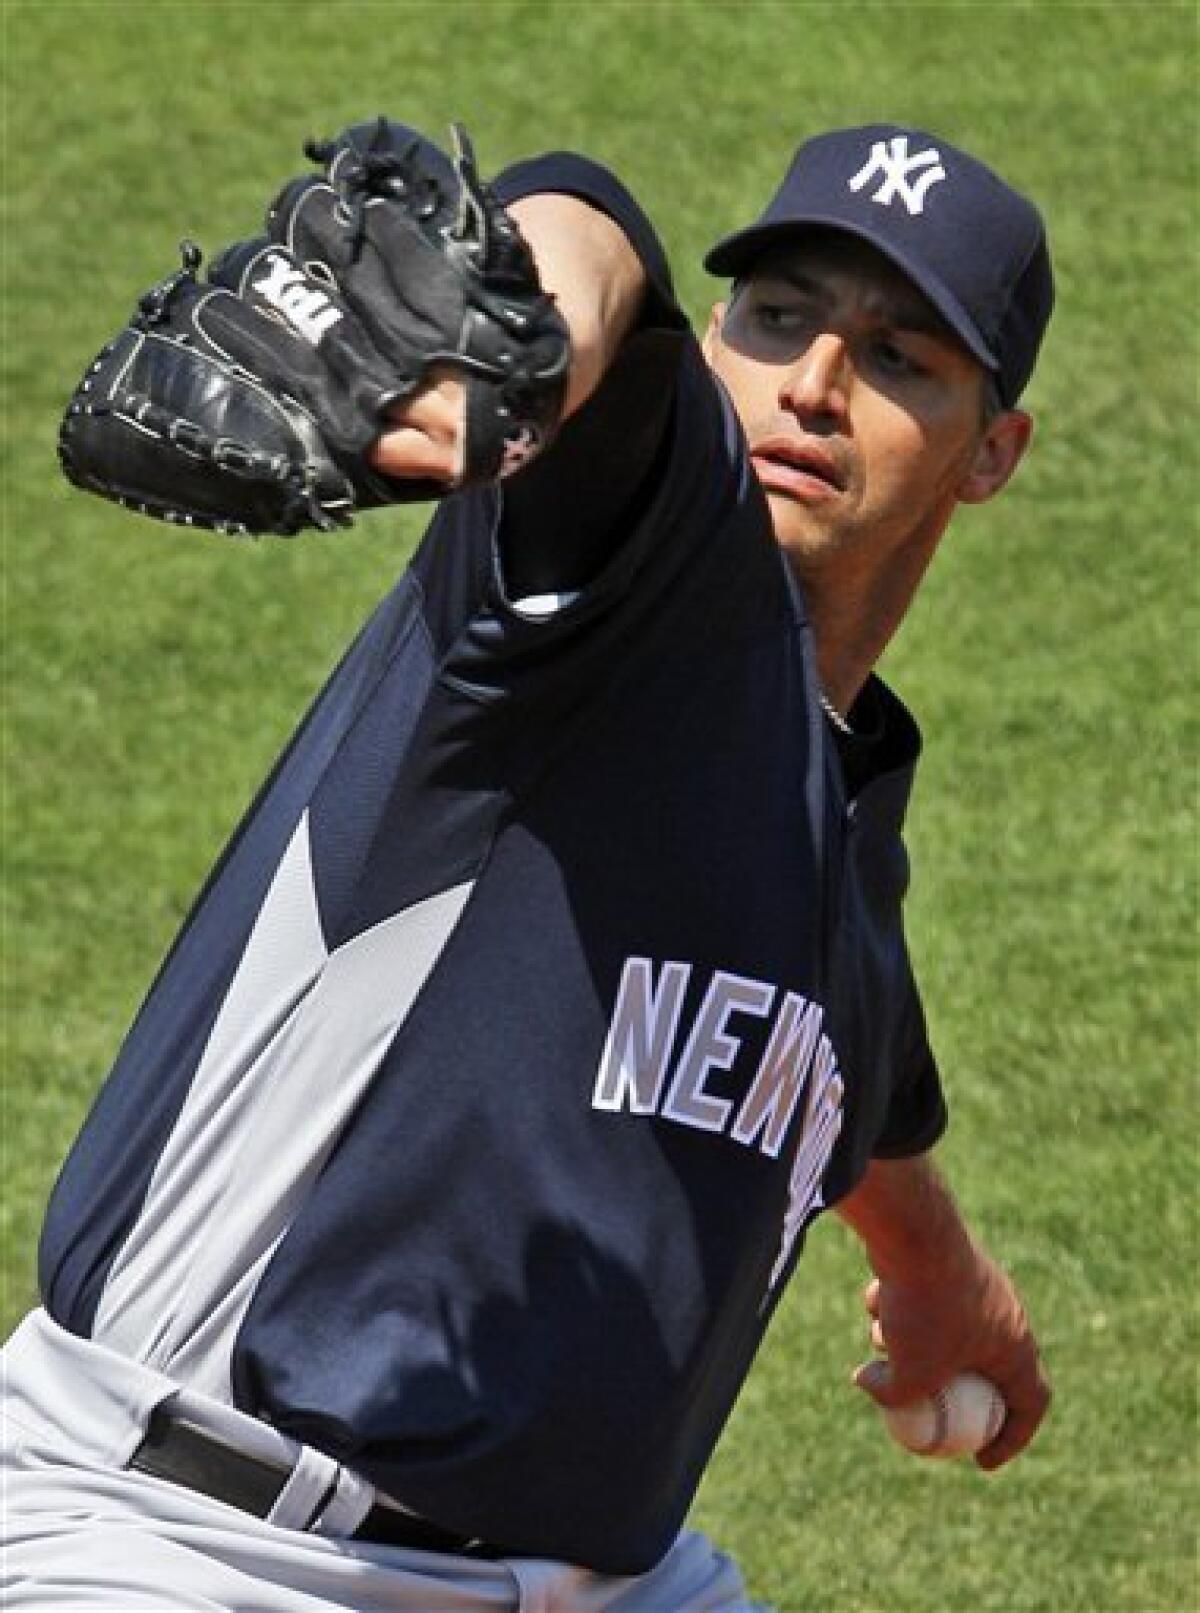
[{"xmin": 3, "ymin": 2, "xmax": 1195, "ymax": 1607}]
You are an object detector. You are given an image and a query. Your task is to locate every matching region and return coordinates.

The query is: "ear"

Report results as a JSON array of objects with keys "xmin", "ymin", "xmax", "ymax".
[
  {"xmin": 701, "ymin": 302, "xmax": 727, "ymax": 364},
  {"xmin": 956, "ymin": 410, "xmax": 1033, "ymax": 505}
]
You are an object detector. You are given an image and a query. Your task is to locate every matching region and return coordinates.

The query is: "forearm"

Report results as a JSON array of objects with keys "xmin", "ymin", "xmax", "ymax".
[
  {"xmin": 508, "ymin": 193, "xmax": 647, "ymax": 418},
  {"xmin": 836, "ymin": 1153, "xmax": 978, "ymax": 1283}
]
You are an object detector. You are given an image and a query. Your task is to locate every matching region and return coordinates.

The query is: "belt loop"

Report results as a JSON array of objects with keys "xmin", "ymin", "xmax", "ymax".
[
  {"xmin": 310, "ymin": 1463, "xmax": 377, "ymax": 1538},
  {"xmin": 263, "ymin": 1444, "xmax": 343, "ymax": 1532}
]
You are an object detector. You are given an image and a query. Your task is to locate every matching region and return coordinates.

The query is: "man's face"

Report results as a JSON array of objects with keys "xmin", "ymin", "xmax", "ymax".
[{"xmin": 703, "ymin": 231, "xmax": 1020, "ymax": 578}]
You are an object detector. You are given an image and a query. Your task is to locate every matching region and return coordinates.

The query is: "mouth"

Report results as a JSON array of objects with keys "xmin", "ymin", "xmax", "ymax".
[{"xmin": 750, "ymin": 436, "xmax": 846, "ymax": 502}]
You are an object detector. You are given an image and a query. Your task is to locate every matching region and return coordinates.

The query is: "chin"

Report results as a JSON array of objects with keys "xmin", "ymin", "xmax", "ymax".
[{"xmin": 765, "ymin": 495, "xmax": 847, "ymax": 566}]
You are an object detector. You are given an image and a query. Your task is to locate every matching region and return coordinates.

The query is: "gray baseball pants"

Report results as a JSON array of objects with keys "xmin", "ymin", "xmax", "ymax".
[{"xmin": 1, "ymin": 1310, "xmax": 764, "ymax": 1612}]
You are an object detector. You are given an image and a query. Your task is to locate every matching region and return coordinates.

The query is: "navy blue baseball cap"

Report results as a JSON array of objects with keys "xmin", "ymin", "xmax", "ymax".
[{"xmin": 704, "ymin": 124, "xmax": 1053, "ymax": 406}]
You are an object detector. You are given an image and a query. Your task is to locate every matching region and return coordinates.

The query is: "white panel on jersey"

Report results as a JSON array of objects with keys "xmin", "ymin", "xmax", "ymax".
[{"xmin": 92, "ymin": 810, "xmax": 474, "ymax": 1402}]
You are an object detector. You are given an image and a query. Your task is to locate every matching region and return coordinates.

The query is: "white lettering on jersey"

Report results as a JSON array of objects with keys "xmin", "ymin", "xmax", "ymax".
[
  {"xmin": 592, "ymin": 957, "xmax": 692, "ymax": 1114},
  {"xmin": 251, "ymin": 252, "xmax": 343, "ymax": 344},
  {"xmin": 592, "ymin": 957, "xmax": 846, "ymax": 1304},
  {"xmin": 731, "ymin": 991, "xmax": 824, "ymax": 1157},
  {"xmin": 767, "ymin": 1038, "xmax": 845, "ymax": 1290},
  {"xmin": 661, "ymin": 971, "xmax": 776, "ymax": 1133}
]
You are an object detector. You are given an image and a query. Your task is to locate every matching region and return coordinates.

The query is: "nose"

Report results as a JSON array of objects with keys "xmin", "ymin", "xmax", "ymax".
[{"xmin": 779, "ymin": 333, "xmax": 850, "ymax": 426}]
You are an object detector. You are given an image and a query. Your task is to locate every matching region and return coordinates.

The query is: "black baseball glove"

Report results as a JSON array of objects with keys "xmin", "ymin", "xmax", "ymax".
[{"xmin": 58, "ymin": 121, "xmax": 572, "ymax": 536}]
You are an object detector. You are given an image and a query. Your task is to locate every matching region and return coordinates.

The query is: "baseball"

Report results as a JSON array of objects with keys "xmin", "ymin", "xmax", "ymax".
[{"xmin": 882, "ymin": 1371, "xmax": 1006, "ymax": 1458}]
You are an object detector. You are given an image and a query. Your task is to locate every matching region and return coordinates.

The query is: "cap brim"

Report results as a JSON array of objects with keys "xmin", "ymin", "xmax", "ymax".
[{"xmin": 703, "ymin": 216, "xmax": 1000, "ymax": 373}]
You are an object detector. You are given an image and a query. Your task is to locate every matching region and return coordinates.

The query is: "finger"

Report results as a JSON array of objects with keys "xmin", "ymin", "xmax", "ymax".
[
  {"xmin": 869, "ymin": 1318, "xmax": 887, "ymax": 1353},
  {"xmin": 392, "ymin": 369, "xmax": 467, "ymax": 426},
  {"xmin": 851, "ymin": 1355, "xmax": 944, "ymax": 1408},
  {"xmin": 852, "ymin": 1357, "xmax": 892, "ymax": 1401},
  {"xmin": 853, "ymin": 1358, "xmax": 925, "ymax": 1406},
  {"xmin": 374, "ymin": 373, "xmax": 468, "ymax": 482},
  {"xmin": 863, "ymin": 1277, "xmax": 881, "ymax": 1318},
  {"xmin": 975, "ymin": 1372, "xmax": 1051, "ymax": 1472},
  {"xmin": 368, "ymin": 425, "xmax": 459, "ymax": 484}
]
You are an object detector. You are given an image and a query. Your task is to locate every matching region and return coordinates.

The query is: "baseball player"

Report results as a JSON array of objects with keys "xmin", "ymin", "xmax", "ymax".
[{"xmin": 4, "ymin": 121, "xmax": 1053, "ymax": 1609}]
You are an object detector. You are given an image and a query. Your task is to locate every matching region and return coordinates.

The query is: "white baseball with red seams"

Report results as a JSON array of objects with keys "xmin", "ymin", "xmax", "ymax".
[{"xmin": 882, "ymin": 1372, "xmax": 1007, "ymax": 1458}]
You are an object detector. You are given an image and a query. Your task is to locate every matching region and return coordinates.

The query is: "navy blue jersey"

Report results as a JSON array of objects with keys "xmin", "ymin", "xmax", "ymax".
[{"xmin": 38, "ymin": 154, "xmax": 944, "ymax": 1575}]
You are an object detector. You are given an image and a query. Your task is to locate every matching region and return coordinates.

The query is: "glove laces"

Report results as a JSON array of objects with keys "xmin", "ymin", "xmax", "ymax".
[{"xmin": 307, "ymin": 118, "xmax": 441, "ymax": 260}]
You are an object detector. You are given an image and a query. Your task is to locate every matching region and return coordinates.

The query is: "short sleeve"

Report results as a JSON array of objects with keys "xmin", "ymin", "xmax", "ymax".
[
  {"xmin": 825, "ymin": 683, "xmax": 949, "ymax": 1169},
  {"xmin": 870, "ymin": 979, "xmax": 947, "ymax": 1158},
  {"xmin": 394, "ymin": 151, "xmax": 784, "ymax": 802},
  {"xmin": 488, "ymin": 153, "xmax": 695, "ymax": 602}
]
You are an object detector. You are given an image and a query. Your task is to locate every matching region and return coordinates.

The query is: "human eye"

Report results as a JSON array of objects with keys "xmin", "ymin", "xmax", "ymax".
[
  {"xmin": 870, "ymin": 335, "xmax": 928, "ymax": 380},
  {"xmin": 754, "ymin": 301, "xmax": 802, "ymax": 331},
  {"xmin": 750, "ymin": 299, "xmax": 819, "ymax": 347}
]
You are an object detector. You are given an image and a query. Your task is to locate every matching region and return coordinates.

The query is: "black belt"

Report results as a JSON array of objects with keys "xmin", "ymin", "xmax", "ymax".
[{"xmin": 129, "ymin": 1405, "xmax": 503, "ymax": 1557}]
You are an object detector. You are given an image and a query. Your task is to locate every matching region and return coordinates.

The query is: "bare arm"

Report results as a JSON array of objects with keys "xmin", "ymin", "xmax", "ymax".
[
  {"xmin": 507, "ymin": 194, "xmax": 647, "ymax": 418},
  {"xmin": 837, "ymin": 1153, "xmax": 1050, "ymax": 1469},
  {"xmin": 369, "ymin": 194, "xmax": 646, "ymax": 485}
]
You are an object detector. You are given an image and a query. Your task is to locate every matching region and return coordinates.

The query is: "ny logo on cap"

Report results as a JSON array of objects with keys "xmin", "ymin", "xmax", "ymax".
[{"xmin": 848, "ymin": 136, "xmax": 947, "ymax": 217}]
